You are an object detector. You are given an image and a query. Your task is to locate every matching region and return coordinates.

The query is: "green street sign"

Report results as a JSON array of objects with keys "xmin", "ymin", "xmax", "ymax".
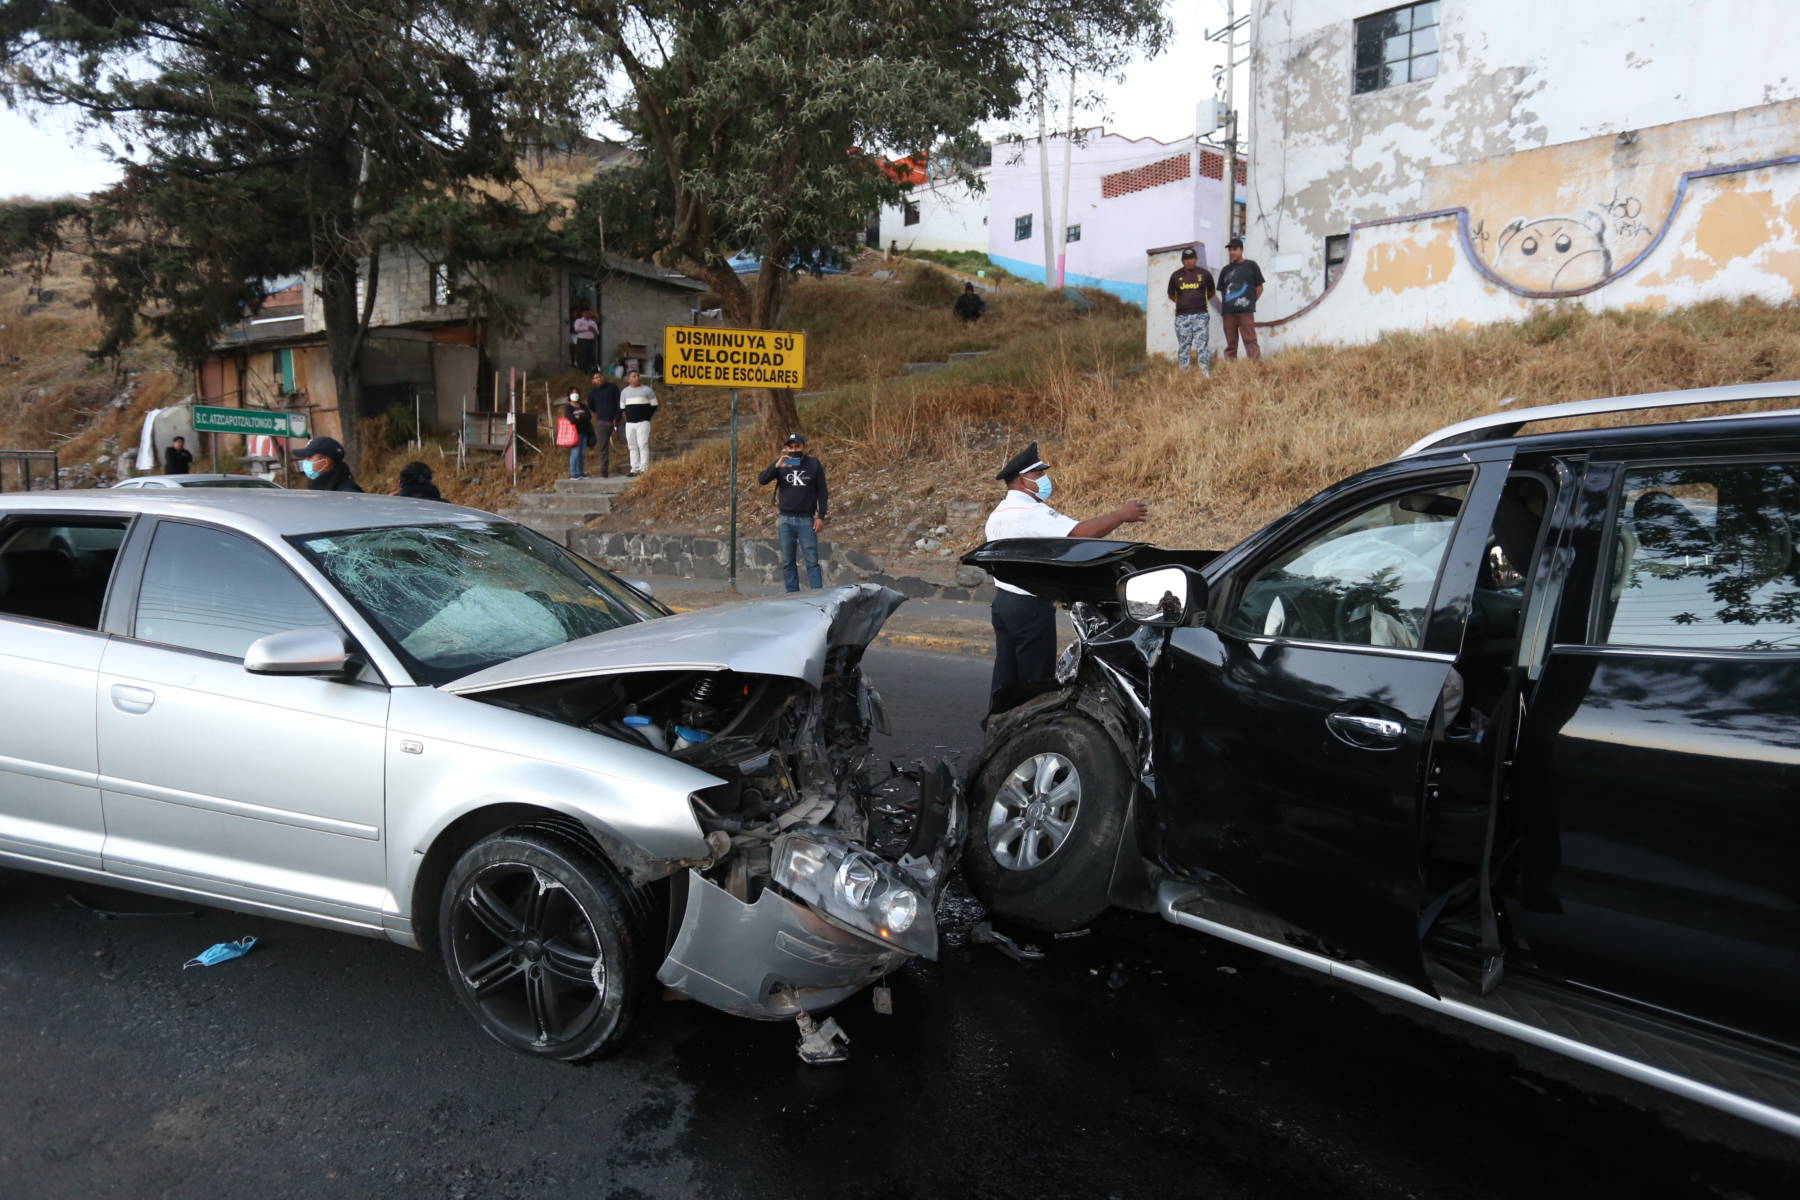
[{"xmin": 193, "ymin": 406, "xmax": 308, "ymax": 438}]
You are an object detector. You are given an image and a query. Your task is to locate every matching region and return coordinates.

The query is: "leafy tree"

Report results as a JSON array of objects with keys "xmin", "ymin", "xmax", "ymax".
[
  {"xmin": 1, "ymin": 0, "xmax": 578, "ymax": 465},
  {"xmin": 570, "ymin": 0, "xmax": 1167, "ymax": 431}
]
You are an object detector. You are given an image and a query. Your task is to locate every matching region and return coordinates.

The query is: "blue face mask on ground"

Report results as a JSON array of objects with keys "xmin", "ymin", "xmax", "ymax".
[
  {"xmin": 300, "ymin": 459, "xmax": 322, "ymax": 480},
  {"xmin": 1034, "ymin": 474, "xmax": 1053, "ymax": 501},
  {"xmin": 183, "ymin": 936, "xmax": 257, "ymax": 969}
]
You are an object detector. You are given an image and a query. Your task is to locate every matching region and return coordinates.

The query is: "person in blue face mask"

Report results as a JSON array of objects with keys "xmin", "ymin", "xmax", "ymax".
[
  {"xmin": 292, "ymin": 436, "xmax": 364, "ymax": 492},
  {"xmin": 982, "ymin": 441, "xmax": 1149, "ymax": 706}
]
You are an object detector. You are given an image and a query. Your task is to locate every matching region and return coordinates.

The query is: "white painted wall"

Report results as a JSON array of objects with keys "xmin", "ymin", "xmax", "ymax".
[
  {"xmin": 984, "ymin": 130, "xmax": 1237, "ymax": 306},
  {"xmin": 880, "ymin": 174, "xmax": 990, "ymax": 254},
  {"xmin": 1248, "ymin": 0, "xmax": 1800, "ymax": 317}
]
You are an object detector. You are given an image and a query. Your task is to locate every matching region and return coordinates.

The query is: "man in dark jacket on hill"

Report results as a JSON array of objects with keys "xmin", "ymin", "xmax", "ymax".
[
  {"xmin": 756, "ymin": 432, "xmax": 828, "ymax": 592},
  {"xmin": 162, "ymin": 436, "xmax": 193, "ymax": 475},
  {"xmin": 294, "ymin": 436, "xmax": 363, "ymax": 492},
  {"xmin": 586, "ymin": 370, "xmax": 622, "ymax": 477},
  {"xmin": 954, "ymin": 282, "xmax": 987, "ymax": 322}
]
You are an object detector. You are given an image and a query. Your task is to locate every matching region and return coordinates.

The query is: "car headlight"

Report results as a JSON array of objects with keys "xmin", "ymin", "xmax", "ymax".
[
  {"xmin": 833, "ymin": 854, "xmax": 879, "ymax": 909},
  {"xmin": 772, "ymin": 831, "xmax": 938, "ymax": 958},
  {"xmin": 776, "ymin": 836, "xmax": 831, "ymax": 884},
  {"xmin": 878, "ymin": 887, "xmax": 918, "ymax": 933}
]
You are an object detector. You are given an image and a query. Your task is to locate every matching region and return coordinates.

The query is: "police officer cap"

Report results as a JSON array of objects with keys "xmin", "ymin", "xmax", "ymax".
[
  {"xmin": 997, "ymin": 441, "xmax": 1049, "ymax": 481},
  {"xmin": 293, "ymin": 435, "xmax": 345, "ymax": 460}
]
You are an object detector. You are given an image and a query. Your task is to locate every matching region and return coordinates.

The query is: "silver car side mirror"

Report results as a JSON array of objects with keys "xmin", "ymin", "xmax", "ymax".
[
  {"xmin": 625, "ymin": 578, "xmax": 655, "ymax": 598},
  {"xmin": 1119, "ymin": 566, "xmax": 1205, "ymax": 627},
  {"xmin": 245, "ymin": 627, "xmax": 355, "ymax": 677}
]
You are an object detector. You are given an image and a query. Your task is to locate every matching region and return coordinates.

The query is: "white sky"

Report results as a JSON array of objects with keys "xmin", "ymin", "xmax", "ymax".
[{"xmin": 0, "ymin": 2, "xmax": 1238, "ymax": 200}]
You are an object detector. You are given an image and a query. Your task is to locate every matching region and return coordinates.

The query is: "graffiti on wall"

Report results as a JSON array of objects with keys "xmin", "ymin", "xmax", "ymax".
[{"xmin": 1491, "ymin": 212, "xmax": 1614, "ymax": 290}]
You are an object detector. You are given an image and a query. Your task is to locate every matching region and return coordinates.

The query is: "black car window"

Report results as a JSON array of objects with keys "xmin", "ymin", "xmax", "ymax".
[
  {"xmin": 0, "ymin": 519, "xmax": 129, "ymax": 630},
  {"xmin": 1601, "ymin": 462, "xmax": 1800, "ymax": 651},
  {"xmin": 1222, "ymin": 482, "xmax": 1470, "ymax": 648},
  {"xmin": 134, "ymin": 521, "xmax": 338, "ymax": 659}
]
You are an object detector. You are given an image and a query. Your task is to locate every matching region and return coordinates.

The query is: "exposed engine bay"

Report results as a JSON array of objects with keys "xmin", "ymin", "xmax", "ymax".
[{"xmin": 455, "ymin": 584, "xmax": 961, "ymax": 1030}]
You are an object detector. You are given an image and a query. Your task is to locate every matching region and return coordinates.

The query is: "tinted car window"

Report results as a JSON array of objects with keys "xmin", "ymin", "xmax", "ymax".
[
  {"xmin": 0, "ymin": 520, "xmax": 128, "ymax": 629},
  {"xmin": 135, "ymin": 522, "xmax": 337, "ymax": 658},
  {"xmin": 1602, "ymin": 462, "xmax": 1800, "ymax": 651},
  {"xmin": 1222, "ymin": 482, "xmax": 1470, "ymax": 648}
]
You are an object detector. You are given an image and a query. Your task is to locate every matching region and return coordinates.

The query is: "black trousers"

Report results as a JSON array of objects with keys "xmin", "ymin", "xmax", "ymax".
[{"xmin": 991, "ymin": 589, "xmax": 1057, "ymax": 698}]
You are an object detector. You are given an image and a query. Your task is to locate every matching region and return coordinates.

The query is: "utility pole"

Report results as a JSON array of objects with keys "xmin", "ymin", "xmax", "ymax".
[
  {"xmin": 1035, "ymin": 53, "xmax": 1057, "ymax": 288},
  {"xmin": 1208, "ymin": 1, "xmax": 1249, "ymax": 259},
  {"xmin": 1055, "ymin": 65, "xmax": 1077, "ymax": 288}
]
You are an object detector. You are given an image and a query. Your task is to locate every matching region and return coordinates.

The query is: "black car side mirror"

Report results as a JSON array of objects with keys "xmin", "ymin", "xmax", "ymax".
[{"xmin": 1119, "ymin": 566, "xmax": 1208, "ymax": 627}]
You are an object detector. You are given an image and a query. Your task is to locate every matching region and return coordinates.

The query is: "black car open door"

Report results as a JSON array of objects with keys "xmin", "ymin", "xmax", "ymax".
[{"xmin": 1153, "ymin": 450, "xmax": 1515, "ymax": 994}]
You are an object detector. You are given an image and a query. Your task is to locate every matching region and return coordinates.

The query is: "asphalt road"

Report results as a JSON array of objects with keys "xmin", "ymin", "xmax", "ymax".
[{"xmin": 1, "ymin": 646, "xmax": 1796, "ymax": 1199}]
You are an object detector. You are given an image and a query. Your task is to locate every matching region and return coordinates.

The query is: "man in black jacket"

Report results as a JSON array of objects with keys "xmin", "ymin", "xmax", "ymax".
[
  {"xmin": 293, "ymin": 436, "xmax": 363, "ymax": 492},
  {"xmin": 586, "ymin": 371, "xmax": 622, "ymax": 477},
  {"xmin": 162, "ymin": 436, "xmax": 193, "ymax": 475},
  {"xmin": 756, "ymin": 432, "xmax": 828, "ymax": 591}
]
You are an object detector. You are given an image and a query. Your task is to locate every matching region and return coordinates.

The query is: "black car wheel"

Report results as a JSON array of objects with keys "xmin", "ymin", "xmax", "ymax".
[
  {"xmin": 964, "ymin": 717, "xmax": 1130, "ymax": 932},
  {"xmin": 439, "ymin": 830, "xmax": 646, "ymax": 1062}
]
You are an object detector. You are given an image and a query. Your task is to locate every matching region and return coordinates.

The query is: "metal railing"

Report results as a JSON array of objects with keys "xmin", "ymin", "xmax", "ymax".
[{"xmin": 0, "ymin": 450, "xmax": 59, "ymax": 492}]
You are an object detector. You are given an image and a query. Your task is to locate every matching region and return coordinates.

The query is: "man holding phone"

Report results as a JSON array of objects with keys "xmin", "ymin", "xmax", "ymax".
[{"xmin": 757, "ymin": 432, "xmax": 829, "ymax": 592}]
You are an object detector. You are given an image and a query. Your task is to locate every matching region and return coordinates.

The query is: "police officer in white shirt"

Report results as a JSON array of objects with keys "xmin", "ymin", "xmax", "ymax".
[{"xmin": 984, "ymin": 442, "xmax": 1149, "ymax": 703}]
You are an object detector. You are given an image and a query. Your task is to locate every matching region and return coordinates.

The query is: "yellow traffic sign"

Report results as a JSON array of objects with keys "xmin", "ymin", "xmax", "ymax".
[{"xmin": 663, "ymin": 324, "xmax": 806, "ymax": 389}]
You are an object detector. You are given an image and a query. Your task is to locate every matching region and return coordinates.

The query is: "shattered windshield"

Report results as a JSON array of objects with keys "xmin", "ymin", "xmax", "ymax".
[{"xmin": 293, "ymin": 521, "xmax": 660, "ymax": 684}]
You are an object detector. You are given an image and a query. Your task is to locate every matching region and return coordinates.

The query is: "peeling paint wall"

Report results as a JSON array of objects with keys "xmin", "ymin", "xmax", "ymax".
[
  {"xmin": 1248, "ymin": 0, "xmax": 1800, "ymax": 322},
  {"xmin": 1257, "ymin": 161, "xmax": 1800, "ymax": 352}
]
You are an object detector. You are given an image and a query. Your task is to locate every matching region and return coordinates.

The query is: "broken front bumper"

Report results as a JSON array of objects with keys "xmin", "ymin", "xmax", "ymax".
[
  {"xmin": 657, "ymin": 870, "xmax": 911, "ymax": 1020},
  {"xmin": 656, "ymin": 762, "xmax": 962, "ymax": 1020}
]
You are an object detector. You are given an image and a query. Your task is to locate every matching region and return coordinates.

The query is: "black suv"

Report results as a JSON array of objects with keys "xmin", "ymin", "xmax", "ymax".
[{"xmin": 962, "ymin": 383, "xmax": 1800, "ymax": 1138}]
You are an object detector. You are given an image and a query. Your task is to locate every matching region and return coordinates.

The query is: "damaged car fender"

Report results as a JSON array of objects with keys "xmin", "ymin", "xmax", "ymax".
[{"xmin": 381, "ymin": 685, "xmax": 723, "ymax": 945}]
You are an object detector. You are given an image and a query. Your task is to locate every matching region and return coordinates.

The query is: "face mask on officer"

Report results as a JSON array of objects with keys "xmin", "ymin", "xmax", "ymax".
[{"xmin": 1033, "ymin": 473, "xmax": 1053, "ymax": 501}]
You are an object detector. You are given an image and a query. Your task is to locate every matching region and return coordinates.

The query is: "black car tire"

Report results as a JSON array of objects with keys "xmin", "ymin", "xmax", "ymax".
[
  {"xmin": 439, "ymin": 829, "xmax": 648, "ymax": 1062},
  {"xmin": 965, "ymin": 717, "xmax": 1130, "ymax": 932}
]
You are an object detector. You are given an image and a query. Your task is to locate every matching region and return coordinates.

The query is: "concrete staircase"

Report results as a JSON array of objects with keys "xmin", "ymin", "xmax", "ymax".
[{"xmin": 498, "ymin": 474, "xmax": 633, "ymax": 542}]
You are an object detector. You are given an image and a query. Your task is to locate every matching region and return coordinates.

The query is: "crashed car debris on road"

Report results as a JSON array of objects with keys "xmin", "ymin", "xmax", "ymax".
[
  {"xmin": 961, "ymin": 382, "xmax": 1800, "ymax": 1139},
  {"xmin": 0, "ymin": 492, "xmax": 957, "ymax": 1065}
]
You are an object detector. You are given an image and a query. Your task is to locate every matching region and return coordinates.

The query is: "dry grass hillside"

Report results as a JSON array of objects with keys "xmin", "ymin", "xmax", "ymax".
[
  {"xmin": 6, "ymin": 243, "xmax": 1800, "ymax": 566},
  {"xmin": 616, "ymin": 264, "xmax": 1800, "ymax": 561}
]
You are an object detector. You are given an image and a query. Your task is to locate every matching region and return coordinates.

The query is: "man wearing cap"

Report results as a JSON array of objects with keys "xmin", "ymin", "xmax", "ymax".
[
  {"xmin": 292, "ymin": 436, "xmax": 363, "ymax": 492},
  {"xmin": 1217, "ymin": 237, "xmax": 1265, "ymax": 360},
  {"xmin": 757, "ymin": 433, "xmax": 829, "ymax": 592},
  {"xmin": 619, "ymin": 368, "xmax": 658, "ymax": 475},
  {"xmin": 984, "ymin": 442, "xmax": 1148, "ymax": 701},
  {"xmin": 1165, "ymin": 247, "xmax": 1216, "ymax": 375}
]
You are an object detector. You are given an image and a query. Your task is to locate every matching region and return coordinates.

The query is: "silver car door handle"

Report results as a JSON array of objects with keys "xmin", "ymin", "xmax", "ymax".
[
  {"xmin": 110, "ymin": 684, "xmax": 156, "ymax": 715},
  {"xmin": 1326, "ymin": 712, "xmax": 1403, "ymax": 742}
]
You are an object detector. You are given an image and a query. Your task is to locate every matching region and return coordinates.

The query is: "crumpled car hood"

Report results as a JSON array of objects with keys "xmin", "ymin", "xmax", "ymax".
[{"xmin": 442, "ymin": 582, "xmax": 905, "ymax": 695}]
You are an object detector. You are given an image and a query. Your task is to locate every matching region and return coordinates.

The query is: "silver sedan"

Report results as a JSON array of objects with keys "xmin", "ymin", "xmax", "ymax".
[{"xmin": 0, "ymin": 490, "xmax": 958, "ymax": 1060}]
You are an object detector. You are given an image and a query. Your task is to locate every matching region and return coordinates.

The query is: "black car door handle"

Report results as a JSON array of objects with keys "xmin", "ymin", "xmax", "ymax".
[{"xmin": 1326, "ymin": 711, "xmax": 1404, "ymax": 747}]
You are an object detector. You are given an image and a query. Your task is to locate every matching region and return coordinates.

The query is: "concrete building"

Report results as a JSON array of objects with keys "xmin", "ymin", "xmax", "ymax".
[
  {"xmin": 878, "ymin": 151, "xmax": 990, "ymax": 255},
  {"xmin": 200, "ymin": 250, "xmax": 704, "ymax": 442},
  {"xmin": 879, "ymin": 131, "xmax": 1244, "ymax": 307},
  {"xmin": 1243, "ymin": 0, "xmax": 1800, "ymax": 349}
]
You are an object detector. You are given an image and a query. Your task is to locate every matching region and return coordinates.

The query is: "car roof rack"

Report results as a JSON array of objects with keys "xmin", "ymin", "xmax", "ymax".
[{"xmin": 1400, "ymin": 380, "xmax": 1800, "ymax": 458}]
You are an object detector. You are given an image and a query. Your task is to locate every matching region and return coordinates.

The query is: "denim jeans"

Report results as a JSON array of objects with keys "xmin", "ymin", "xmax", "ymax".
[
  {"xmin": 778, "ymin": 515, "xmax": 822, "ymax": 591},
  {"xmin": 568, "ymin": 440, "xmax": 586, "ymax": 478}
]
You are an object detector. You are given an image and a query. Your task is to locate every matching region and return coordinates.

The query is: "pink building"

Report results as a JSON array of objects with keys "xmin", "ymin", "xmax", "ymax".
[{"xmin": 880, "ymin": 129, "xmax": 1245, "ymax": 307}]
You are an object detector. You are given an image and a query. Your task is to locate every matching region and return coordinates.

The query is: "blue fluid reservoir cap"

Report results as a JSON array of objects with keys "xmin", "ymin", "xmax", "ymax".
[
  {"xmin": 622, "ymin": 715, "xmax": 652, "ymax": 727},
  {"xmin": 672, "ymin": 725, "xmax": 712, "ymax": 744}
]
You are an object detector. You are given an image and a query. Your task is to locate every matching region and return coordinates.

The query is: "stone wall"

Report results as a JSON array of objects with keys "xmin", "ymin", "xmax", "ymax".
[{"xmin": 569, "ymin": 529, "xmax": 995, "ymax": 602}]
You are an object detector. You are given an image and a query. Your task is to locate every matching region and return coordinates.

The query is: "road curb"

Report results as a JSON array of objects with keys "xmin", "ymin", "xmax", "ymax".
[{"xmin": 875, "ymin": 631, "xmax": 993, "ymax": 657}]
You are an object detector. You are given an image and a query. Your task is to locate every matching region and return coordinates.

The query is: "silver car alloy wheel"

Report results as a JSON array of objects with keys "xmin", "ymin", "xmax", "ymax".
[{"xmin": 986, "ymin": 752, "xmax": 1082, "ymax": 870}]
